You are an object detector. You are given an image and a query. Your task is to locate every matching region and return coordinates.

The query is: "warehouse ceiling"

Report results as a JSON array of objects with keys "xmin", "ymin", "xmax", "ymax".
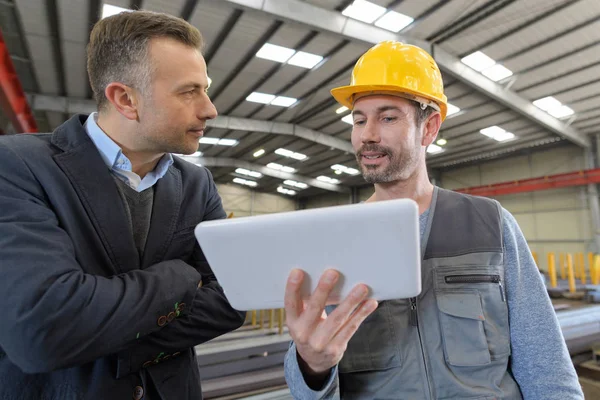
[{"xmin": 2, "ymin": 0, "xmax": 600, "ymax": 197}]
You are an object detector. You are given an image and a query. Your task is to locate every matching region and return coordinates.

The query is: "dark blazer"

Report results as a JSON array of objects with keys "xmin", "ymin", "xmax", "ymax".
[{"xmin": 0, "ymin": 115, "xmax": 246, "ymax": 399}]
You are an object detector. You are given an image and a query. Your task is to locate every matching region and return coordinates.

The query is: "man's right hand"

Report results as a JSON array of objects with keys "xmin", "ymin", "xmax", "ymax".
[{"xmin": 284, "ymin": 268, "xmax": 378, "ymax": 386}]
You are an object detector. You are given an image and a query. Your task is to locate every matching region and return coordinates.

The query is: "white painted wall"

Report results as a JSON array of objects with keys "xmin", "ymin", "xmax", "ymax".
[
  {"xmin": 216, "ymin": 183, "xmax": 298, "ymax": 217},
  {"xmin": 441, "ymin": 145, "xmax": 595, "ymax": 270}
]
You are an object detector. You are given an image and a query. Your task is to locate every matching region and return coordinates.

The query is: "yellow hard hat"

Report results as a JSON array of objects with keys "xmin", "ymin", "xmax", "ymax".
[{"xmin": 331, "ymin": 41, "xmax": 448, "ymax": 121}]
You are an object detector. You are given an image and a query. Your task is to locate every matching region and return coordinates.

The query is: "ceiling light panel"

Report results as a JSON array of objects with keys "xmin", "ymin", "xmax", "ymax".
[
  {"xmin": 461, "ymin": 51, "xmax": 496, "ymax": 72},
  {"xmin": 287, "ymin": 52, "xmax": 323, "ymax": 69},
  {"xmin": 374, "ymin": 10, "xmax": 413, "ymax": 32},
  {"xmin": 255, "ymin": 43, "xmax": 295, "ymax": 63},
  {"xmin": 342, "ymin": 0, "xmax": 387, "ymax": 24}
]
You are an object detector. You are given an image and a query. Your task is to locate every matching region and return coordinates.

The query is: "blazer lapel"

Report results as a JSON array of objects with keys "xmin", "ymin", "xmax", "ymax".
[
  {"xmin": 141, "ymin": 166, "xmax": 182, "ymax": 268},
  {"xmin": 52, "ymin": 115, "xmax": 139, "ymax": 273}
]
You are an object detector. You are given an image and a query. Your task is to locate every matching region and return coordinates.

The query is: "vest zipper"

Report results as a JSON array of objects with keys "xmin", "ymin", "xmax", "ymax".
[
  {"xmin": 445, "ymin": 274, "xmax": 505, "ymax": 302},
  {"xmin": 409, "ymin": 297, "xmax": 418, "ymax": 326},
  {"xmin": 410, "ymin": 297, "xmax": 434, "ymax": 399}
]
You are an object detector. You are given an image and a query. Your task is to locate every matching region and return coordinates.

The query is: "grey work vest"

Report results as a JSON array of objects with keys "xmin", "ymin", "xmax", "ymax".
[{"xmin": 337, "ymin": 187, "xmax": 523, "ymax": 400}]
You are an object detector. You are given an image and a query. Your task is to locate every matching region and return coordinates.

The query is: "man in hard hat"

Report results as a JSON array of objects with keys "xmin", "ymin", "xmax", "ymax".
[{"xmin": 282, "ymin": 41, "xmax": 583, "ymax": 399}]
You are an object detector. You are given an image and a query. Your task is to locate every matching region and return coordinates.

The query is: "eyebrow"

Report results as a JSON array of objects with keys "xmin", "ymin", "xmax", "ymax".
[
  {"xmin": 352, "ymin": 105, "xmax": 408, "ymax": 117},
  {"xmin": 176, "ymin": 82, "xmax": 207, "ymax": 92}
]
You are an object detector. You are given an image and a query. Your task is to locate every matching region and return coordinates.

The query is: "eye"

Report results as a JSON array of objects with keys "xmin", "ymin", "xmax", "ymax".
[
  {"xmin": 354, "ymin": 119, "xmax": 366, "ymax": 126},
  {"xmin": 382, "ymin": 116, "xmax": 396, "ymax": 123}
]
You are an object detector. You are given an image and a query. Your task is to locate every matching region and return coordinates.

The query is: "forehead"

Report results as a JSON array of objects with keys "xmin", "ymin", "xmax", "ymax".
[
  {"xmin": 353, "ymin": 95, "xmax": 413, "ymax": 112},
  {"xmin": 148, "ymin": 37, "xmax": 206, "ymax": 80}
]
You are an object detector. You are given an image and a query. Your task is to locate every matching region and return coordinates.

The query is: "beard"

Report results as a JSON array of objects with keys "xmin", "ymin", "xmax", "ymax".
[{"xmin": 356, "ymin": 143, "xmax": 418, "ymax": 184}]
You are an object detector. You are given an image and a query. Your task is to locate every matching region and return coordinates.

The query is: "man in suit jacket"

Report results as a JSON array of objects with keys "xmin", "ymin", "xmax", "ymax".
[{"xmin": 0, "ymin": 10, "xmax": 246, "ymax": 400}]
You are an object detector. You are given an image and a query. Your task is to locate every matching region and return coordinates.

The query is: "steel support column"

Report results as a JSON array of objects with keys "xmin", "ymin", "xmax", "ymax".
[{"xmin": 589, "ymin": 138, "xmax": 600, "ymax": 253}]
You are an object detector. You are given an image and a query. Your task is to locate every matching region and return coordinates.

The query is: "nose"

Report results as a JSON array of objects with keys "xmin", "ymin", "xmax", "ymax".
[
  {"xmin": 198, "ymin": 95, "xmax": 218, "ymax": 121},
  {"xmin": 359, "ymin": 119, "xmax": 381, "ymax": 144}
]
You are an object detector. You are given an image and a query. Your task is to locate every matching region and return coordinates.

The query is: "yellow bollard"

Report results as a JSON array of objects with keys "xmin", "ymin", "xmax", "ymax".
[
  {"xmin": 251, "ymin": 310, "xmax": 257, "ymax": 327},
  {"xmin": 269, "ymin": 309, "xmax": 274, "ymax": 329},
  {"xmin": 588, "ymin": 253, "xmax": 598, "ymax": 285},
  {"xmin": 567, "ymin": 254, "xmax": 576, "ymax": 293},
  {"xmin": 278, "ymin": 308, "xmax": 284, "ymax": 335},
  {"xmin": 559, "ymin": 253, "xmax": 566, "ymax": 280},
  {"xmin": 259, "ymin": 310, "xmax": 264, "ymax": 330},
  {"xmin": 532, "ymin": 251, "xmax": 539, "ymax": 268},
  {"xmin": 589, "ymin": 252, "xmax": 595, "ymax": 274},
  {"xmin": 595, "ymin": 255, "xmax": 600, "ymax": 286},
  {"xmin": 547, "ymin": 253, "xmax": 557, "ymax": 288}
]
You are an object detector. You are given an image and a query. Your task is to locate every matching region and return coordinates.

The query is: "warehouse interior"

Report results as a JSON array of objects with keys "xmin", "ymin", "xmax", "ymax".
[{"xmin": 2, "ymin": 0, "xmax": 600, "ymax": 398}]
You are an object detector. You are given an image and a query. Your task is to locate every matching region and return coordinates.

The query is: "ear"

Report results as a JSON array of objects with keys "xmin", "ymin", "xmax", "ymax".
[
  {"xmin": 104, "ymin": 82, "xmax": 140, "ymax": 121},
  {"xmin": 421, "ymin": 112, "xmax": 442, "ymax": 147}
]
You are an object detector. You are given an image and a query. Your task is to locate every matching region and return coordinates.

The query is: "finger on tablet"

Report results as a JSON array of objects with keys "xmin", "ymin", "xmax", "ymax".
[
  {"xmin": 319, "ymin": 283, "xmax": 370, "ymax": 340},
  {"xmin": 284, "ymin": 268, "xmax": 305, "ymax": 321},
  {"xmin": 332, "ymin": 299, "xmax": 379, "ymax": 347},
  {"xmin": 302, "ymin": 269, "xmax": 339, "ymax": 323}
]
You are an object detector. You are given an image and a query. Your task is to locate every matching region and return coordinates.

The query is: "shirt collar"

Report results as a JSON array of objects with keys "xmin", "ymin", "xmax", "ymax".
[{"xmin": 83, "ymin": 112, "xmax": 174, "ymax": 174}]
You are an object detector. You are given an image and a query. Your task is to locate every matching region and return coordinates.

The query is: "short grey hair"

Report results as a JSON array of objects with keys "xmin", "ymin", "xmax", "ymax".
[{"xmin": 87, "ymin": 10, "xmax": 204, "ymax": 110}]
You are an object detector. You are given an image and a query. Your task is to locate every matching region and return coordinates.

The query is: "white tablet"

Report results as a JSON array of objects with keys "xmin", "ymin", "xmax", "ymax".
[{"xmin": 194, "ymin": 198, "xmax": 421, "ymax": 310}]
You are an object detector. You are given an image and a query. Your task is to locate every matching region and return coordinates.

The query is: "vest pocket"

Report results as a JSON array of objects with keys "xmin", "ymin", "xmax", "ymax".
[
  {"xmin": 436, "ymin": 290, "xmax": 491, "ymax": 367},
  {"xmin": 337, "ymin": 301, "xmax": 401, "ymax": 373}
]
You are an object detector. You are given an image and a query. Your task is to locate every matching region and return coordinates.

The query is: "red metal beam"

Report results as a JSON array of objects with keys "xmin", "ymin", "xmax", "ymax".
[
  {"xmin": 455, "ymin": 168, "xmax": 600, "ymax": 197},
  {"xmin": 0, "ymin": 28, "xmax": 37, "ymax": 133}
]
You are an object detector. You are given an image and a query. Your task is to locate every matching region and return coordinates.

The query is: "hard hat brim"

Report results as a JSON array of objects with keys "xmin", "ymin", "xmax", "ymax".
[{"xmin": 331, "ymin": 84, "xmax": 448, "ymax": 121}]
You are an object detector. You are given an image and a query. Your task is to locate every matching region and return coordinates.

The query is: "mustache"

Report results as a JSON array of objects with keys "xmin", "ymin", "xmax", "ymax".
[{"xmin": 356, "ymin": 144, "xmax": 393, "ymax": 157}]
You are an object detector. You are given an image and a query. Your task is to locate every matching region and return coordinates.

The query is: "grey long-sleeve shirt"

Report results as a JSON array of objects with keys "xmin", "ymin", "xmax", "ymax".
[{"xmin": 284, "ymin": 207, "xmax": 584, "ymax": 399}]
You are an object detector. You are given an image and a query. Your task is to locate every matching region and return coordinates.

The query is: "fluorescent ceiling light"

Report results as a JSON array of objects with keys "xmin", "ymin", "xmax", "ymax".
[
  {"xmin": 235, "ymin": 168, "xmax": 262, "ymax": 179},
  {"xmin": 277, "ymin": 186, "xmax": 296, "ymax": 196},
  {"xmin": 283, "ymin": 180, "xmax": 309, "ymax": 189},
  {"xmin": 275, "ymin": 148, "xmax": 307, "ymax": 161},
  {"xmin": 102, "ymin": 4, "xmax": 130, "ymax": 19},
  {"xmin": 287, "ymin": 51, "xmax": 323, "ymax": 69},
  {"xmin": 342, "ymin": 0, "xmax": 386, "ymax": 24},
  {"xmin": 256, "ymin": 43, "xmax": 295, "ymax": 63},
  {"xmin": 253, "ymin": 149, "xmax": 265, "ymax": 157},
  {"xmin": 436, "ymin": 138, "xmax": 447, "ymax": 146},
  {"xmin": 317, "ymin": 176, "xmax": 340, "ymax": 184},
  {"xmin": 334, "ymin": 170, "xmax": 343, "ymax": 175},
  {"xmin": 275, "ymin": 148, "xmax": 294, "ymax": 157},
  {"xmin": 267, "ymin": 162, "xmax": 296, "ymax": 173},
  {"xmin": 481, "ymin": 64, "xmax": 513, "ymax": 82},
  {"xmin": 336, "ymin": 106, "xmax": 349, "ymax": 114},
  {"xmin": 199, "ymin": 137, "xmax": 238, "ymax": 146},
  {"xmin": 271, "ymin": 96, "xmax": 297, "ymax": 107},
  {"xmin": 199, "ymin": 137, "xmax": 219, "ymax": 145},
  {"xmin": 246, "ymin": 92, "xmax": 276, "ymax": 104},
  {"xmin": 533, "ymin": 96, "xmax": 562, "ymax": 111},
  {"xmin": 533, "ymin": 96, "xmax": 575, "ymax": 119},
  {"xmin": 549, "ymin": 105, "xmax": 574, "ymax": 119},
  {"xmin": 233, "ymin": 177, "xmax": 257, "ymax": 187},
  {"xmin": 446, "ymin": 103, "xmax": 461, "ymax": 117},
  {"xmin": 341, "ymin": 114, "xmax": 354, "ymax": 125},
  {"xmin": 174, "ymin": 151, "xmax": 203, "ymax": 157},
  {"xmin": 331, "ymin": 164, "xmax": 360, "ymax": 175},
  {"xmin": 427, "ymin": 144, "xmax": 444, "ymax": 154},
  {"xmin": 461, "ymin": 51, "xmax": 496, "ymax": 72},
  {"xmin": 218, "ymin": 138, "xmax": 238, "ymax": 146},
  {"xmin": 480, "ymin": 126, "xmax": 516, "ymax": 142},
  {"xmin": 375, "ymin": 10, "xmax": 413, "ymax": 32}
]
